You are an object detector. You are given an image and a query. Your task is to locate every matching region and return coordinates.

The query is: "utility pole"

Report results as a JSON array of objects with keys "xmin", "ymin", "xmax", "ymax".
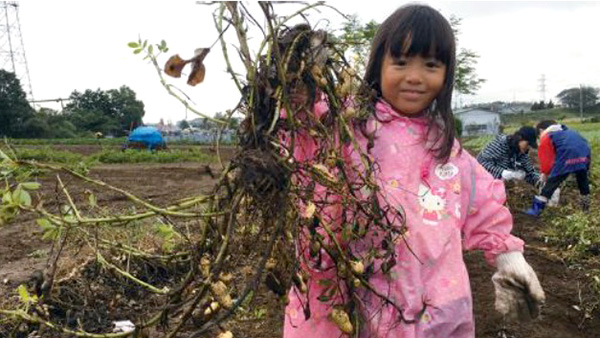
[
  {"xmin": 0, "ymin": 1, "xmax": 34, "ymax": 100},
  {"xmin": 580, "ymin": 84, "xmax": 583, "ymax": 121}
]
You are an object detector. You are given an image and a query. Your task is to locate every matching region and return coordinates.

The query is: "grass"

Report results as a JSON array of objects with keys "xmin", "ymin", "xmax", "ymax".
[
  {"xmin": 500, "ymin": 105, "xmax": 600, "ymax": 126},
  {"xmin": 3, "ymin": 146, "xmax": 218, "ymax": 165},
  {"xmin": 5, "ymin": 137, "xmax": 236, "ymax": 146}
]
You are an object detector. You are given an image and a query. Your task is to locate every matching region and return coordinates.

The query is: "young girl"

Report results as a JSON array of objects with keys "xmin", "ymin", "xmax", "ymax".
[{"xmin": 283, "ymin": 5, "xmax": 545, "ymax": 337}]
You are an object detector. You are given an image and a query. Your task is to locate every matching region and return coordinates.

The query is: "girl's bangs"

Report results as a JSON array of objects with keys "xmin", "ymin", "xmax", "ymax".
[{"xmin": 386, "ymin": 16, "xmax": 453, "ymax": 65}]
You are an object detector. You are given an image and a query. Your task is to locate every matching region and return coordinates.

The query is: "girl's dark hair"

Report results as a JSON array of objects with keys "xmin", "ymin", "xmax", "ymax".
[
  {"xmin": 362, "ymin": 4, "xmax": 457, "ymax": 162},
  {"xmin": 536, "ymin": 120, "xmax": 557, "ymax": 132}
]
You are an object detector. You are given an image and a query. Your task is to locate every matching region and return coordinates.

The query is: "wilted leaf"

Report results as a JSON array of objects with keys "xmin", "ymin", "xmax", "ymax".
[
  {"xmin": 312, "ymin": 164, "xmax": 337, "ymax": 183},
  {"xmin": 187, "ymin": 63, "xmax": 206, "ymax": 86},
  {"xmin": 217, "ymin": 331, "xmax": 233, "ymax": 338},
  {"xmin": 302, "ymin": 202, "xmax": 316, "ymax": 219},
  {"xmin": 187, "ymin": 48, "xmax": 210, "ymax": 86},
  {"xmin": 329, "ymin": 307, "xmax": 353, "ymax": 334},
  {"xmin": 164, "ymin": 54, "xmax": 187, "ymax": 78}
]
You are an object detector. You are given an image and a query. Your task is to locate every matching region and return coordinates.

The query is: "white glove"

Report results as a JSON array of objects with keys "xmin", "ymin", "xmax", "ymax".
[
  {"xmin": 501, "ymin": 170, "xmax": 526, "ymax": 181},
  {"xmin": 492, "ymin": 251, "xmax": 545, "ymax": 321},
  {"xmin": 548, "ymin": 188, "xmax": 560, "ymax": 207}
]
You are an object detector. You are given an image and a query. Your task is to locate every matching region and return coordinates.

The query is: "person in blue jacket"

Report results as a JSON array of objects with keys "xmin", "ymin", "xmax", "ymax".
[{"xmin": 525, "ymin": 120, "xmax": 591, "ymax": 216}]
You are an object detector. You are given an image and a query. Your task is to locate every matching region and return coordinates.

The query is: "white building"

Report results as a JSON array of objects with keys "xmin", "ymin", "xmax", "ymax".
[{"xmin": 455, "ymin": 108, "xmax": 501, "ymax": 137}]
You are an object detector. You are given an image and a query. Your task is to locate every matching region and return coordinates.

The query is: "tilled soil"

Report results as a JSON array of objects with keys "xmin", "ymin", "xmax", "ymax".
[{"xmin": 1, "ymin": 159, "xmax": 599, "ymax": 337}]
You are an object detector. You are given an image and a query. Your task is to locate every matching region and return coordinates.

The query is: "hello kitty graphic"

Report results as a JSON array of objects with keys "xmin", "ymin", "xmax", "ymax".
[{"xmin": 418, "ymin": 184, "xmax": 447, "ymax": 226}]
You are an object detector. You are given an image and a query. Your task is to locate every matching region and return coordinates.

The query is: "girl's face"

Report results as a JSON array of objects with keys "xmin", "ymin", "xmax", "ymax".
[
  {"xmin": 380, "ymin": 52, "xmax": 446, "ymax": 115},
  {"xmin": 518, "ymin": 140, "xmax": 530, "ymax": 154}
]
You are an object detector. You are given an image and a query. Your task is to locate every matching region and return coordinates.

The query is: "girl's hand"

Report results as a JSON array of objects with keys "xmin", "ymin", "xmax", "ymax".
[
  {"xmin": 501, "ymin": 170, "xmax": 525, "ymax": 181},
  {"xmin": 492, "ymin": 251, "xmax": 545, "ymax": 321}
]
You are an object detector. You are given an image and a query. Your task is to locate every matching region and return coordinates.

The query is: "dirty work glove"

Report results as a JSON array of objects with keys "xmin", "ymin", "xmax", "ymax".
[
  {"xmin": 501, "ymin": 170, "xmax": 526, "ymax": 181},
  {"xmin": 492, "ymin": 251, "xmax": 545, "ymax": 321},
  {"xmin": 548, "ymin": 188, "xmax": 560, "ymax": 207}
]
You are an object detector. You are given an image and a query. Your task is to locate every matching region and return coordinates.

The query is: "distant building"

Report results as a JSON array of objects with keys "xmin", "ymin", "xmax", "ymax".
[
  {"xmin": 498, "ymin": 103, "xmax": 532, "ymax": 115},
  {"xmin": 455, "ymin": 108, "xmax": 501, "ymax": 137}
]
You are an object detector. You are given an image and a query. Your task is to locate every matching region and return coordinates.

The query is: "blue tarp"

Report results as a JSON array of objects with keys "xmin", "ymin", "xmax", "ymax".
[{"xmin": 126, "ymin": 126, "xmax": 166, "ymax": 149}]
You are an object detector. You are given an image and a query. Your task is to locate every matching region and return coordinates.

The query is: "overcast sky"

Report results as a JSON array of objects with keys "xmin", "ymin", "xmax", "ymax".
[{"xmin": 8, "ymin": 1, "xmax": 600, "ymax": 124}]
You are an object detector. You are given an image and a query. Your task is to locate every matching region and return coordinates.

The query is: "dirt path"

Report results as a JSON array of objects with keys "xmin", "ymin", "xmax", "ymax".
[{"xmin": 1, "ymin": 164, "xmax": 599, "ymax": 337}]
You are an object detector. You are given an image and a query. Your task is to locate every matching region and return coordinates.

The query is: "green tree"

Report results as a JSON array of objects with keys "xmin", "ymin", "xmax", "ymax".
[
  {"xmin": 557, "ymin": 86, "xmax": 599, "ymax": 109},
  {"xmin": 178, "ymin": 120, "xmax": 190, "ymax": 129},
  {"xmin": 107, "ymin": 86, "xmax": 145, "ymax": 134},
  {"xmin": 454, "ymin": 116, "xmax": 463, "ymax": 137},
  {"xmin": 0, "ymin": 70, "xmax": 34, "ymax": 137},
  {"xmin": 339, "ymin": 15, "xmax": 379, "ymax": 74},
  {"xmin": 36, "ymin": 107, "xmax": 79, "ymax": 138},
  {"xmin": 538, "ymin": 100, "xmax": 546, "ymax": 110},
  {"xmin": 531, "ymin": 102, "xmax": 539, "ymax": 111},
  {"xmin": 547, "ymin": 100, "xmax": 555, "ymax": 109},
  {"xmin": 64, "ymin": 86, "xmax": 145, "ymax": 136},
  {"xmin": 450, "ymin": 16, "xmax": 486, "ymax": 95}
]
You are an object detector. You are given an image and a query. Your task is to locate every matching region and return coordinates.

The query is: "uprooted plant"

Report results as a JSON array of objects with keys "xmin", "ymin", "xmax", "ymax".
[{"xmin": 0, "ymin": 2, "xmax": 421, "ymax": 337}]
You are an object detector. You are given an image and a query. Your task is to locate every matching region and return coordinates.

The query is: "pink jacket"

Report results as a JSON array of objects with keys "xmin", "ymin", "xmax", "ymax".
[{"xmin": 282, "ymin": 99, "xmax": 524, "ymax": 338}]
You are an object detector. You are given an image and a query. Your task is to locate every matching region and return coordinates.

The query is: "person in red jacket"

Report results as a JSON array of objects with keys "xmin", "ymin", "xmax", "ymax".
[{"xmin": 525, "ymin": 120, "xmax": 591, "ymax": 216}]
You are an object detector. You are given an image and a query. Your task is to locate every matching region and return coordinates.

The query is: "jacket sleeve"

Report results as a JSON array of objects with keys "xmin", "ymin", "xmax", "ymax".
[
  {"xmin": 519, "ymin": 153, "xmax": 540, "ymax": 185},
  {"xmin": 537, "ymin": 133, "xmax": 555, "ymax": 175},
  {"xmin": 461, "ymin": 154, "xmax": 525, "ymax": 266},
  {"xmin": 476, "ymin": 137, "xmax": 506, "ymax": 179}
]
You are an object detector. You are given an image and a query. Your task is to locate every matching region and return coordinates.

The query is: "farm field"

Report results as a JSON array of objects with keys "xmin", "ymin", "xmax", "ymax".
[{"xmin": 1, "ymin": 142, "xmax": 599, "ymax": 337}]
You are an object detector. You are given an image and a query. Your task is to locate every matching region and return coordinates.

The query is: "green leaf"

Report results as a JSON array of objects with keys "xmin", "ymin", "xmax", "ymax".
[
  {"xmin": 164, "ymin": 47, "xmax": 169, "ymax": 53},
  {"xmin": 317, "ymin": 279, "xmax": 332, "ymax": 287},
  {"xmin": 2, "ymin": 191, "xmax": 12, "ymax": 204},
  {"xmin": 19, "ymin": 190, "xmax": 31, "ymax": 206},
  {"xmin": 317, "ymin": 295, "xmax": 330, "ymax": 302},
  {"xmin": 148, "ymin": 45, "xmax": 153, "ymax": 54},
  {"xmin": 37, "ymin": 218, "xmax": 52, "ymax": 230},
  {"xmin": 155, "ymin": 224, "xmax": 175, "ymax": 239},
  {"xmin": 12, "ymin": 187, "xmax": 30, "ymax": 206},
  {"xmin": 21, "ymin": 182, "xmax": 40, "ymax": 190},
  {"xmin": 128, "ymin": 42, "xmax": 139, "ymax": 48},
  {"xmin": 0, "ymin": 148, "xmax": 10, "ymax": 161},
  {"xmin": 160, "ymin": 40, "xmax": 166, "ymax": 49},
  {"xmin": 37, "ymin": 218, "xmax": 60, "ymax": 240},
  {"xmin": 17, "ymin": 284, "xmax": 30, "ymax": 303},
  {"xmin": 133, "ymin": 48, "xmax": 143, "ymax": 55},
  {"xmin": 142, "ymin": 40, "xmax": 147, "ymax": 49},
  {"xmin": 88, "ymin": 193, "xmax": 97, "ymax": 208}
]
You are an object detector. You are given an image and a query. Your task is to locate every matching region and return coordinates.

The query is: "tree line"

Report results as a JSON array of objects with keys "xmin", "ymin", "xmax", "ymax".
[{"xmin": 0, "ymin": 70, "xmax": 145, "ymax": 138}]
